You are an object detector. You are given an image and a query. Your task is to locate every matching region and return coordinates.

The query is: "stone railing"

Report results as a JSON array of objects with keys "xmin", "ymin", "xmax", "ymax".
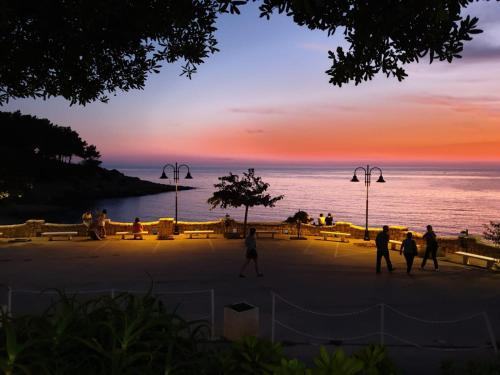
[{"xmin": 1, "ymin": 218, "xmax": 498, "ymax": 259}]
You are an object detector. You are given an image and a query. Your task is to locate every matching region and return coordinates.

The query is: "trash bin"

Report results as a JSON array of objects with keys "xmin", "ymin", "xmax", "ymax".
[{"xmin": 223, "ymin": 302, "xmax": 259, "ymax": 340}]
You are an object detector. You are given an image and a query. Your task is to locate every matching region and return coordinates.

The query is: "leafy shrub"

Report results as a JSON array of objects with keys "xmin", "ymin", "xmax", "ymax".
[
  {"xmin": 483, "ymin": 221, "xmax": 500, "ymax": 246},
  {"xmin": 0, "ymin": 291, "xmax": 210, "ymax": 375},
  {"xmin": 216, "ymin": 336, "xmax": 285, "ymax": 375},
  {"xmin": 285, "ymin": 211, "xmax": 311, "ymax": 224},
  {"xmin": 353, "ymin": 344, "xmax": 399, "ymax": 375},
  {"xmin": 1, "ymin": 292, "xmax": 400, "ymax": 375}
]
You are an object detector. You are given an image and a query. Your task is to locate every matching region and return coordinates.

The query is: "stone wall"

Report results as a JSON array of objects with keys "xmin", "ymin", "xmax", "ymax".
[
  {"xmin": 1, "ymin": 218, "xmax": 498, "ymax": 259},
  {"xmin": 105, "ymin": 220, "xmax": 160, "ymax": 235}
]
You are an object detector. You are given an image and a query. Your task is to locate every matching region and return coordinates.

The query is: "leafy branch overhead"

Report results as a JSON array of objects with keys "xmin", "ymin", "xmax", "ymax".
[{"xmin": 0, "ymin": 0, "xmax": 491, "ymax": 105}]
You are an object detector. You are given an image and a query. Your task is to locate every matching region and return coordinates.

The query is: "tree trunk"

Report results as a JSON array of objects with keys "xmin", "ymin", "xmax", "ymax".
[{"xmin": 243, "ymin": 205, "xmax": 249, "ymax": 238}]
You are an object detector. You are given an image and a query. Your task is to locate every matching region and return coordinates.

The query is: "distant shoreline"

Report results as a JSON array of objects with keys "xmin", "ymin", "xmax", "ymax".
[{"xmin": 0, "ymin": 166, "xmax": 193, "ymax": 224}]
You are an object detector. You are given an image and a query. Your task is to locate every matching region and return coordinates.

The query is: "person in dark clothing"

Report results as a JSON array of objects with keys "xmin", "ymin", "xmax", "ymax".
[
  {"xmin": 239, "ymin": 228, "xmax": 263, "ymax": 277},
  {"xmin": 375, "ymin": 225, "xmax": 394, "ymax": 274},
  {"xmin": 421, "ymin": 225, "xmax": 439, "ymax": 271},
  {"xmin": 400, "ymin": 232, "xmax": 418, "ymax": 274},
  {"xmin": 325, "ymin": 213, "xmax": 333, "ymax": 226}
]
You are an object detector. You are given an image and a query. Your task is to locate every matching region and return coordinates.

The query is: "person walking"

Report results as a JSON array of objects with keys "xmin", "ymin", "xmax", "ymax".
[
  {"xmin": 400, "ymin": 232, "xmax": 418, "ymax": 274},
  {"xmin": 421, "ymin": 225, "xmax": 439, "ymax": 271},
  {"xmin": 239, "ymin": 228, "xmax": 263, "ymax": 278},
  {"xmin": 375, "ymin": 225, "xmax": 394, "ymax": 274}
]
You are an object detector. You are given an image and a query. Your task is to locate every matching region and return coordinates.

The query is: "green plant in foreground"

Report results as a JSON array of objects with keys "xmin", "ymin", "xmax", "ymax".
[
  {"xmin": 312, "ymin": 347, "xmax": 364, "ymax": 375},
  {"xmin": 1, "ymin": 292, "xmax": 403, "ymax": 375},
  {"xmin": 353, "ymin": 344, "xmax": 399, "ymax": 375},
  {"xmin": 0, "ymin": 291, "xmax": 210, "ymax": 375},
  {"xmin": 217, "ymin": 336, "xmax": 285, "ymax": 375}
]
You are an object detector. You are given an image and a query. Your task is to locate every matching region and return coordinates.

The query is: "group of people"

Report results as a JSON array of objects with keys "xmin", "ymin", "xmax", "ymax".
[
  {"xmin": 316, "ymin": 213, "xmax": 334, "ymax": 226},
  {"xmin": 239, "ymin": 224, "xmax": 440, "ymax": 278},
  {"xmin": 82, "ymin": 209, "xmax": 108, "ymax": 239},
  {"xmin": 376, "ymin": 225, "xmax": 439, "ymax": 274},
  {"xmin": 82, "ymin": 210, "xmax": 145, "ymax": 240}
]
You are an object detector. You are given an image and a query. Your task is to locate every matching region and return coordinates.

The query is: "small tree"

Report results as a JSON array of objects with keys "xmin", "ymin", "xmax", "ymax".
[
  {"xmin": 285, "ymin": 210, "xmax": 310, "ymax": 224},
  {"xmin": 208, "ymin": 169, "xmax": 284, "ymax": 236},
  {"xmin": 483, "ymin": 221, "xmax": 500, "ymax": 246}
]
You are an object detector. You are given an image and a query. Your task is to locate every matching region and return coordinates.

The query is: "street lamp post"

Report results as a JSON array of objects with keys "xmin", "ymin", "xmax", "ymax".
[
  {"xmin": 160, "ymin": 163, "xmax": 193, "ymax": 235},
  {"xmin": 350, "ymin": 165, "xmax": 385, "ymax": 241}
]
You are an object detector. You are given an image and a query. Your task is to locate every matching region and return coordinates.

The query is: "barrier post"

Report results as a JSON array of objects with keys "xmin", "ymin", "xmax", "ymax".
[
  {"xmin": 271, "ymin": 292, "xmax": 276, "ymax": 343},
  {"xmin": 483, "ymin": 312, "xmax": 498, "ymax": 354},
  {"xmin": 380, "ymin": 303, "xmax": 385, "ymax": 345},
  {"xmin": 210, "ymin": 289, "xmax": 215, "ymax": 340}
]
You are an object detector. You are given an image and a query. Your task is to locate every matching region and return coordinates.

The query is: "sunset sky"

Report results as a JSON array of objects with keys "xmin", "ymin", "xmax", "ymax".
[{"xmin": 3, "ymin": 2, "xmax": 500, "ymax": 166}]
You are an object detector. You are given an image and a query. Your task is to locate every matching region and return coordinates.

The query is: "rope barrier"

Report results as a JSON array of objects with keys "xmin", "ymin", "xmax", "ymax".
[
  {"xmin": 274, "ymin": 293, "xmax": 379, "ymax": 317},
  {"xmin": 275, "ymin": 320, "xmax": 380, "ymax": 342},
  {"xmin": 271, "ymin": 292, "xmax": 497, "ymax": 353},
  {"xmin": 384, "ymin": 333, "xmax": 493, "ymax": 352},
  {"xmin": 384, "ymin": 304, "xmax": 484, "ymax": 324}
]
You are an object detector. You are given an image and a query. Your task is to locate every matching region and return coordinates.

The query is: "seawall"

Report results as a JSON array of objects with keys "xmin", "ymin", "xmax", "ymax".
[{"xmin": 1, "ymin": 219, "xmax": 498, "ymax": 259}]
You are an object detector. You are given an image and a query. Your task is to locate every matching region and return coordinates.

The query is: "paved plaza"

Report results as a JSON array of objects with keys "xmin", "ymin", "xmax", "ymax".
[{"xmin": 1, "ymin": 234, "xmax": 499, "ymax": 374}]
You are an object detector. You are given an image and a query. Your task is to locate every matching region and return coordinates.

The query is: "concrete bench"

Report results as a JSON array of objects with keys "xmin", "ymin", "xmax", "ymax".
[
  {"xmin": 389, "ymin": 240, "xmax": 402, "ymax": 250},
  {"xmin": 256, "ymin": 230, "xmax": 278, "ymax": 239},
  {"xmin": 320, "ymin": 231, "xmax": 351, "ymax": 243},
  {"xmin": 41, "ymin": 232, "xmax": 78, "ymax": 241},
  {"xmin": 116, "ymin": 231, "xmax": 148, "ymax": 240},
  {"xmin": 455, "ymin": 251, "xmax": 499, "ymax": 269},
  {"xmin": 184, "ymin": 230, "xmax": 214, "ymax": 239}
]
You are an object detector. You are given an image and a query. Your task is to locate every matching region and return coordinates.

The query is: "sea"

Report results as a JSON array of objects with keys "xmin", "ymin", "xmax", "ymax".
[{"xmin": 88, "ymin": 165, "xmax": 500, "ymax": 236}]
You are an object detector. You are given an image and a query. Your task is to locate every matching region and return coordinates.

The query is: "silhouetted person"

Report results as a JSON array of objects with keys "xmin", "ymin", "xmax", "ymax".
[
  {"xmin": 421, "ymin": 225, "xmax": 439, "ymax": 271},
  {"xmin": 400, "ymin": 232, "xmax": 418, "ymax": 274},
  {"xmin": 318, "ymin": 213, "xmax": 326, "ymax": 226},
  {"xmin": 325, "ymin": 213, "xmax": 333, "ymax": 226},
  {"xmin": 82, "ymin": 210, "xmax": 92, "ymax": 228},
  {"xmin": 239, "ymin": 228, "xmax": 263, "ymax": 277},
  {"xmin": 375, "ymin": 225, "xmax": 394, "ymax": 274},
  {"xmin": 132, "ymin": 217, "xmax": 144, "ymax": 240},
  {"xmin": 87, "ymin": 214, "xmax": 102, "ymax": 240},
  {"xmin": 97, "ymin": 209, "xmax": 108, "ymax": 238}
]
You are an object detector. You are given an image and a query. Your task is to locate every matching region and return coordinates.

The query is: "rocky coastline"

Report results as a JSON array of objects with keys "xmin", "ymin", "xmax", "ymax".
[{"xmin": 0, "ymin": 165, "xmax": 193, "ymax": 224}]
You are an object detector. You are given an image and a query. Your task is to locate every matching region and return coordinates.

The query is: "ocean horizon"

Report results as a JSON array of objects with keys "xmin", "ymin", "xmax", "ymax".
[{"xmin": 85, "ymin": 164, "xmax": 500, "ymax": 236}]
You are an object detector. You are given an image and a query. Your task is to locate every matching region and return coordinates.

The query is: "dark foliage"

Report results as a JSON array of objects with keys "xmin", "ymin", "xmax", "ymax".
[
  {"xmin": 0, "ymin": 111, "xmax": 99, "ymax": 164},
  {"xmin": 285, "ymin": 210, "xmax": 310, "ymax": 224},
  {"xmin": 483, "ymin": 221, "xmax": 500, "ymax": 246},
  {"xmin": 0, "ymin": 1, "xmax": 490, "ymax": 105},
  {"xmin": 257, "ymin": 0, "xmax": 485, "ymax": 86},
  {"xmin": 0, "ymin": 110, "xmax": 98, "ymax": 201},
  {"xmin": 441, "ymin": 356, "xmax": 500, "ymax": 375},
  {"xmin": 0, "ymin": 291, "xmax": 211, "ymax": 375},
  {"xmin": 0, "ymin": 292, "xmax": 400, "ymax": 375}
]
